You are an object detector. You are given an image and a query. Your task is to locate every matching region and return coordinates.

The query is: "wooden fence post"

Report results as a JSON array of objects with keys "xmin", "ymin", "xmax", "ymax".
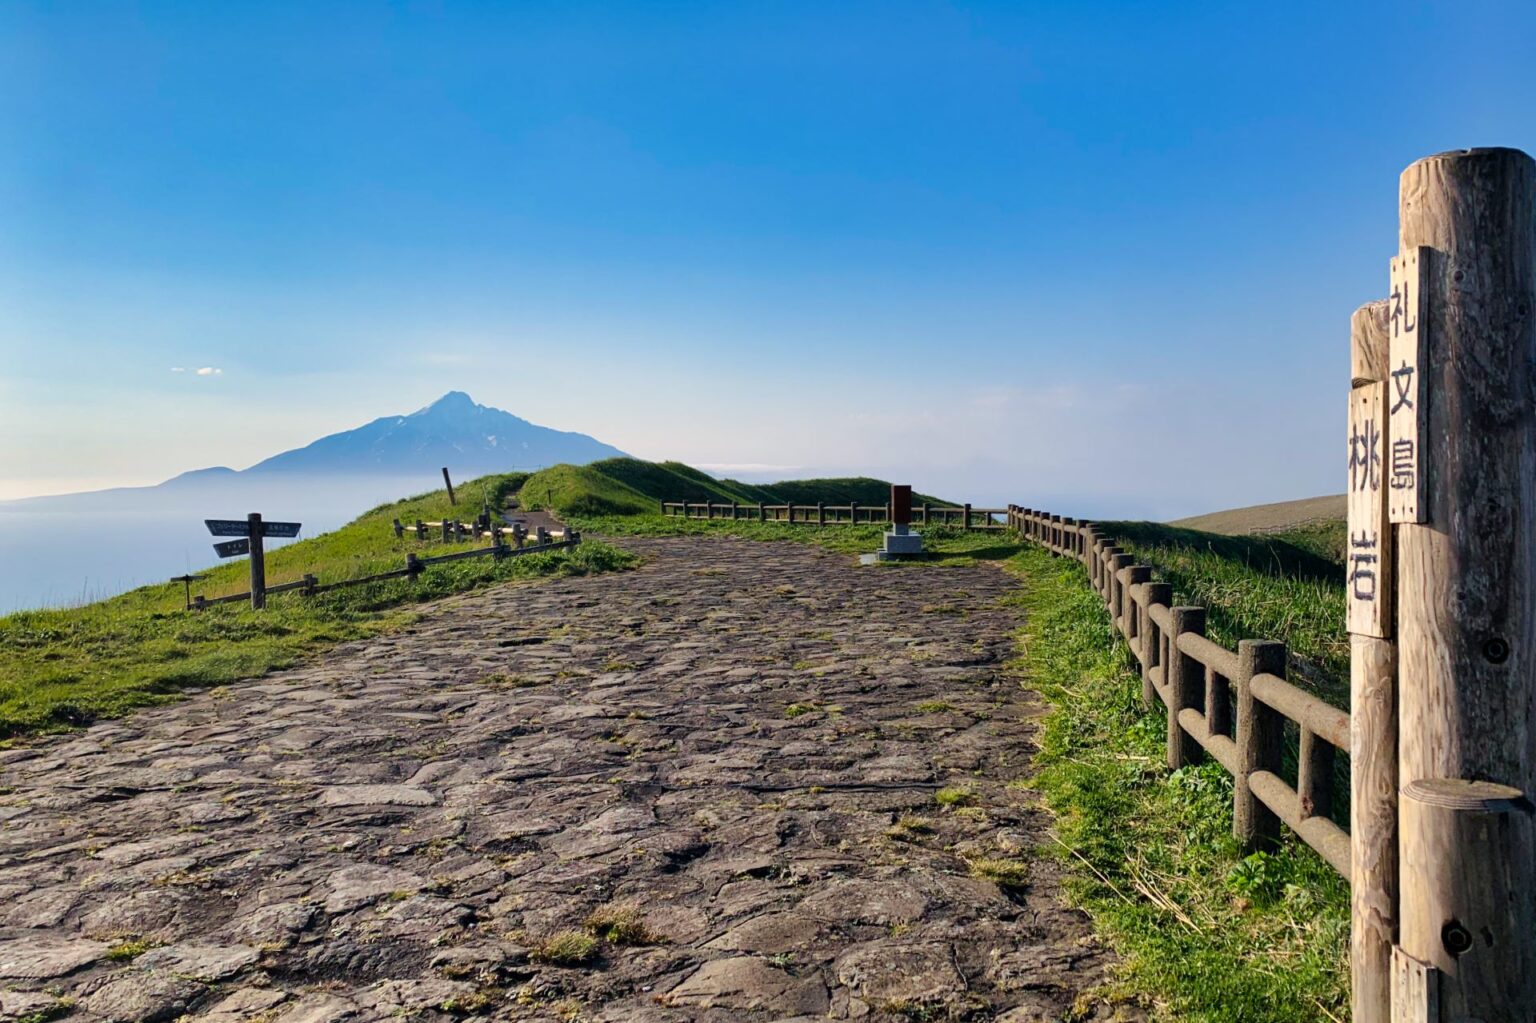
[
  {"xmin": 1349, "ymin": 298, "xmax": 1399, "ymax": 1023},
  {"xmin": 849, "ymin": 501, "xmax": 858, "ymax": 525},
  {"xmin": 1142, "ymin": 580, "xmax": 1171, "ymax": 708},
  {"xmin": 1166, "ymin": 606, "xmax": 1206, "ymax": 770},
  {"xmin": 1394, "ymin": 148, "xmax": 1536, "ymax": 1020},
  {"xmin": 1234, "ymin": 639, "xmax": 1285, "ymax": 850},
  {"xmin": 406, "ymin": 552, "xmax": 421, "ymax": 580},
  {"xmin": 247, "ymin": 512, "xmax": 266, "ymax": 610},
  {"xmin": 962, "ymin": 503, "xmax": 972, "ymax": 531},
  {"xmin": 817, "ymin": 501, "xmax": 825, "ymax": 526},
  {"xmin": 392, "ymin": 518, "xmax": 404, "ymax": 538},
  {"xmin": 731, "ymin": 501, "xmax": 739, "ymax": 521},
  {"xmin": 1124, "ymin": 564, "xmax": 1152, "ymax": 669},
  {"xmin": 758, "ymin": 501, "xmax": 766, "ymax": 522},
  {"xmin": 1108, "ymin": 553, "xmax": 1133, "ymax": 628}
]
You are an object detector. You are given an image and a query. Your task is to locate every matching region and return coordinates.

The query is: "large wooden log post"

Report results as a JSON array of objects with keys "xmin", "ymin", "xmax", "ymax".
[
  {"xmin": 1395, "ymin": 148, "xmax": 1536, "ymax": 1020},
  {"xmin": 1350, "ymin": 299, "xmax": 1398, "ymax": 1023}
]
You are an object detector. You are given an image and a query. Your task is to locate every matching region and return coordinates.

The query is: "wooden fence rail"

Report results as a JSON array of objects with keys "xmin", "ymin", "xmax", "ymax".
[
  {"xmin": 1007, "ymin": 504, "xmax": 1352, "ymax": 877},
  {"xmin": 660, "ymin": 500, "xmax": 1009, "ymax": 530},
  {"xmin": 191, "ymin": 535, "xmax": 580, "ymax": 610}
]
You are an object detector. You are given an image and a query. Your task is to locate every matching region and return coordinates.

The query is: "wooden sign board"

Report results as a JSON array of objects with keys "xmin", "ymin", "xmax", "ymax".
[
  {"xmin": 1388, "ymin": 247, "xmax": 1429, "ymax": 523},
  {"xmin": 1348, "ymin": 382, "xmax": 1391, "ymax": 637},
  {"xmin": 213, "ymin": 538, "xmax": 251, "ymax": 558},
  {"xmin": 204, "ymin": 518, "xmax": 301, "ymax": 538}
]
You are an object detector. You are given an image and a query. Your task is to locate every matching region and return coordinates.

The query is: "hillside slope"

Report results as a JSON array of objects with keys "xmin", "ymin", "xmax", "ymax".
[
  {"xmin": 1171, "ymin": 494, "xmax": 1344, "ymax": 535},
  {"xmin": 517, "ymin": 457, "xmax": 947, "ymax": 516},
  {"xmin": 0, "ymin": 471, "xmax": 633, "ymax": 737}
]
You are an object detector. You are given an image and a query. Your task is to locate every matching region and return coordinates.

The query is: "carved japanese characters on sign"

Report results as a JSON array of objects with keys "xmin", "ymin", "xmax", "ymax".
[
  {"xmin": 1388, "ymin": 247, "xmax": 1429, "ymax": 523},
  {"xmin": 1348, "ymin": 383, "xmax": 1391, "ymax": 637}
]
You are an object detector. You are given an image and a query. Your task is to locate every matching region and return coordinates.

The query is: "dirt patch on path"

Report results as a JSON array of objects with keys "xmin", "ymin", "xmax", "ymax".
[{"xmin": 0, "ymin": 537, "xmax": 1121, "ymax": 1022}]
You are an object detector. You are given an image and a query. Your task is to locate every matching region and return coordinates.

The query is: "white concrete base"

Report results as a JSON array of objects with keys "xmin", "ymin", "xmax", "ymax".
[{"xmin": 860, "ymin": 528, "xmax": 924, "ymax": 564}]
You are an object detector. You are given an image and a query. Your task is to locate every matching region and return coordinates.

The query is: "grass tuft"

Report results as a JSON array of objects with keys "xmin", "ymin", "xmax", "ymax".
[
  {"xmin": 933, "ymin": 786, "xmax": 977, "ymax": 808},
  {"xmin": 965, "ymin": 855, "xmax": 1031, "ymax": 891},
  {"xmin": 104, "ymin": 938, "xmax": 154, "ymax": 961},
  {"xmin": 583, "ymin": 902, "xmax": 658, "ymax": 945},
  {"xmin": 530, "ymin": 930, "xmax": 599, "ymax": 966}
]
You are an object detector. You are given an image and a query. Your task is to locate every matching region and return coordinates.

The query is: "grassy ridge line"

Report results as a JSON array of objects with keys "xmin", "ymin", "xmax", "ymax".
[
  {"xmin": 518, "ymin": 457, "xmax": 946, "ymax": 518},
  {"xmin": 0, "ymin": 473, "xmax": 635, "ymax": 740},
  {"xmin": 1013, "ymin": 543, "xmax": 1349, "ymax": 1021}
]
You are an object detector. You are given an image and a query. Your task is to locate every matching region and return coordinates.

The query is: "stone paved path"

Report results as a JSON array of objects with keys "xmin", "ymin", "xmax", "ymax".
[{"xmin": 0, "ymin": 537, "xmax": 1119, "ymax": 1023}]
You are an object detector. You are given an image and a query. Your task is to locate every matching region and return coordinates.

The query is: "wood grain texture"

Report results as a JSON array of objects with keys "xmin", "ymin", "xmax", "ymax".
[
  {"xmin": 1399, "ymin": 779, "xmax": 1536, "ymax": 1018},
  {"xmin": 1348, "ymin": 298, "xmax": 1397, "ymax": 1023},
  {"xmin": 1352, "ymin": 299, "xmax": 1391, "ymax": 386},
  {"xmin": 1234, "ymin": 639, "xmax": 1286, "ymax": 849},
  {"xmin": 1352, "ymin": 634, "xmax": 1398, "ymax": 1023},
  {"xmin": 1396, "ymin": 146, "xmax": 1536, "ymax": 1021}
]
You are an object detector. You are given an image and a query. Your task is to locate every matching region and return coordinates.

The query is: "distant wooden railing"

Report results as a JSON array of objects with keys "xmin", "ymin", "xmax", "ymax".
[
  {"xmin": 1008, "ymin": 504, "xmax": 1351, "ymax": 877},
  {"xmin": 191, "ymin": 530, "xmax": 580, "ymax": 609},
  {"xmin": 660, "ymin": 500, "xmax": 1009, "ymax": 531}
]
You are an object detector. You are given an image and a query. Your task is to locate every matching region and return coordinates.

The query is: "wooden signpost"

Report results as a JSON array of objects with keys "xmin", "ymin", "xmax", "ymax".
[
  {"xmin": 168, "ymin": 573, "xmax": 207, "ymax": 611},
  {"xmin": 1384, "ymin": 148, "xmax": 1536, "ymax": 1023},
  {"xmin": 1349, "ymin": 300, "xmax": 1398, "ymax": 1023},
  {"xmin": 205, "ymin": 513, "xmax": 302, "ymax": 610}
]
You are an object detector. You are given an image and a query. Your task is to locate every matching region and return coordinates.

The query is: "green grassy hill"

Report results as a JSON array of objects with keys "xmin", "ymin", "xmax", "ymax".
[{"xmin": 516, "ymin": 457, "xmax": 947, "ymax": 516}]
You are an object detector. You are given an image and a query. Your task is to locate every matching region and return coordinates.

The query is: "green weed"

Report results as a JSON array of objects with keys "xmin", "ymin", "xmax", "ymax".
[
  {"xmin": 530, "ymin": 930, "xmax": 599, "ymax": 966},
  {"xmin": 933, "ymin": 786, "xmax": 976, "ymax": 807}
]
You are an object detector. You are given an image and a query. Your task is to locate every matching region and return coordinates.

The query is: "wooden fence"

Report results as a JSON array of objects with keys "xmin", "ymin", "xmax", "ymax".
[
  {"xmin": 1008, "ymin": 506, "xmax": 1351, "ymax": 876},
  {"xmin": 391, "ymin": 517, "xmax": 576, "ymax": 544},
  {"xmin": 660, "ymin": 500, "xmax": 1009, "ymax": 530},
  {"xmin": 191, "ymin": 531, "xmax": 581, "ymax": 609}
]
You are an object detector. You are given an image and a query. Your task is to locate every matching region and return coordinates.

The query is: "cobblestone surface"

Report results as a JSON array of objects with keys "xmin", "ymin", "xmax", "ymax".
[{"xmin": 0, "ymin": 537, "xmax": 1121, "ymax": 1022}]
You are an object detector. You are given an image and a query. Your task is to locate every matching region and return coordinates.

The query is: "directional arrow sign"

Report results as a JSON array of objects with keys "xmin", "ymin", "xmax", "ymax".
[
  {"xmin": 261, "ymin": 521, "xmax": 302, "ymax": 538},
  {"xmin": 206, "ymin": 519, "xmax": 251, "ymax": 537},
  {"xmin": 213, "ymin": 538, "xmax": 251, "ymax": 558}
]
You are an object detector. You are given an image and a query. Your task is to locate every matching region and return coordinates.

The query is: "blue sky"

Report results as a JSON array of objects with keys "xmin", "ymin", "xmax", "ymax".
[{"xmin": 3, "ymin": 1, "xmax": 1534, "ymax": 517}]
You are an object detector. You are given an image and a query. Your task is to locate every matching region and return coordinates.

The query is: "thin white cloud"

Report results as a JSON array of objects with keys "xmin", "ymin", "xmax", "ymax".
[
  {"xmin": 195, "ymin": 367, "xmax": 223, "ymax": 377},
  {"xmin": 694, "ymin": 462, "xmax": 803, "ymax": 475},
  {"xmin": 170, "ymin": 367, "xmax": 187, "ymax": 373}
]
